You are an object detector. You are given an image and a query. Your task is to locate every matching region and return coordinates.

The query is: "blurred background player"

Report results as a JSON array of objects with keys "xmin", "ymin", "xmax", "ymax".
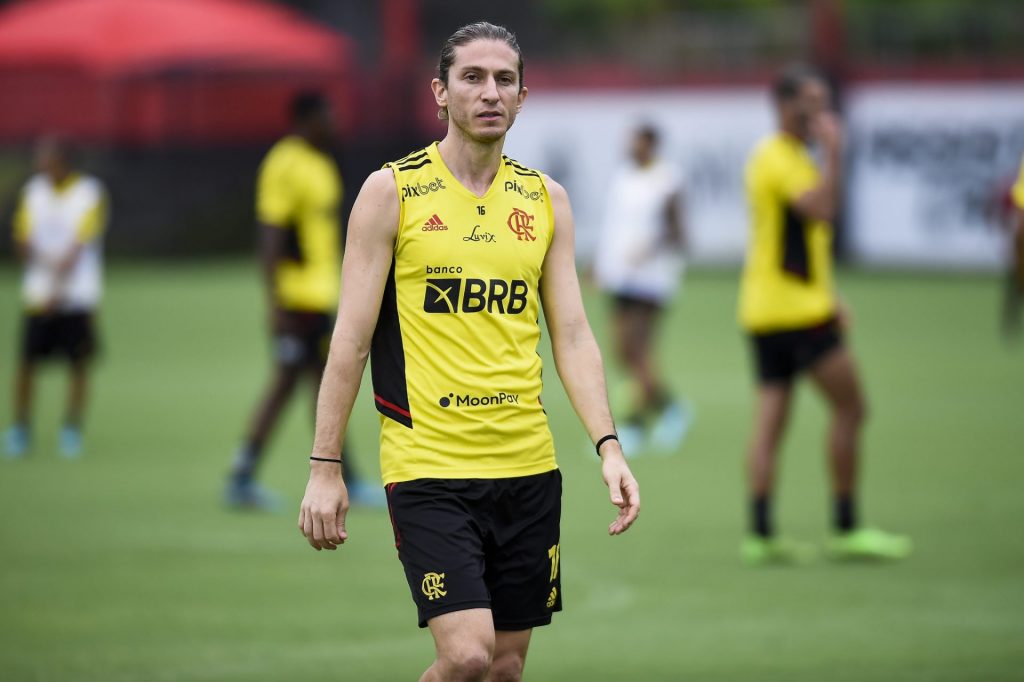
[
  {"xmin": 1002, "ymin": 153, "xmax": 1024, "ymax": 339},
  {"xmin": 593, "ymin": 124, "xmax": 691, "ymax": 455},
  {"xmin": 4, "ymin": 136, "xmax": 107, "ymax": 459},
  {"xmin": 225, "ymin": 91, "xmax": 381, "ymax": 509},
  {"xmin": 737, "ymin": 65, "xmax": 910, "ymax": 564}
]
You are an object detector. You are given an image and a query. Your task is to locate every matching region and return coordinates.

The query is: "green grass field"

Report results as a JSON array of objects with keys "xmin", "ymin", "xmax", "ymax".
[{"xmin": 0, "ymin": 263, "xmax": 1022, "ymax": 681}]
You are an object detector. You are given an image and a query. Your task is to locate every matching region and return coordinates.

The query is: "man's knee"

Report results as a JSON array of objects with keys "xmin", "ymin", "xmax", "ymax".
[
  {"xmin": 488, "ymin": 652, "xmax": 525, "ymax": 682},
  {"xmin": 839, "ymin": 393, "xmax": 868, "ymax": 427},
  {"xmin": 440, "ymin": 646, "xmax": 492, "ymax": 681}
]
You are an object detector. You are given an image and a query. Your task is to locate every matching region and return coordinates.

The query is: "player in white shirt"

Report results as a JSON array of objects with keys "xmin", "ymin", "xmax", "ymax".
[
  {"xmin": 4, "ymin": 137, "xmax": 107, "ymax": 459},
  {"xmin": 594, "ymin": 124, "xmax": 691, "ymax": 454}
]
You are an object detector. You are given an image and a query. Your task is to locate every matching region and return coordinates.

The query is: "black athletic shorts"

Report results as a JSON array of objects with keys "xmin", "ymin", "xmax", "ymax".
[
  {"xmin": 750, "ymin": 316, "xmax": 843, "ymax": 384},
  {"xmin": 612, "ymin": 292, "xmax": 666, "ymax": 313},
  {"xmin": 22, "ymin": 311, "xmax": 97, "ymax": 363},
  {"xmin": 274, "ymin": 311, "xmax": 332, "ymax": 368},
  {"xmin": 385, "ymin": 469, "xmax": 563, "ymax": 630}
]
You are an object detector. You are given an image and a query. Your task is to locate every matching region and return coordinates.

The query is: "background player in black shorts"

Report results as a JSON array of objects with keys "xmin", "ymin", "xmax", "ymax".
[
  {"xmin": 737, "ymin": 65, "xmax": 910, "ymax": 564},
  {"xmin": 5, "ymin": 136, "xmax": 106, "ymax": 459},
  {"xmin": 225, "ymin": 93, "xmax": 381, "ymax": 509}
]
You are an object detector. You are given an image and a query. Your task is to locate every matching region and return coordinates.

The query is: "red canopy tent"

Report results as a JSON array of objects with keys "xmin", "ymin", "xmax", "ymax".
[{"xmin": 0, "ymin": 0, "xmax": 357, "ymax": 143}]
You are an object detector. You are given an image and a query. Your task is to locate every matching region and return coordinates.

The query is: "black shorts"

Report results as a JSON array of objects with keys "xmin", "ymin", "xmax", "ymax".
[
  {"xmin": 22, "ymin": 311, "xmax": 98, "ymax": 363},
  {"xmin": 750, "ymin": 317, "xmax": 843, "ymax": 384},
  {"xmin": 274, "ymin": 312, "xmax": 332, "ymax": 368},
  {"xmin": 385, "ymin": 470, "xmax": 563, "ymax": 630},
  {"xmin": 612, "ymin": 292, "xmax": 665, "ymax": 313}
]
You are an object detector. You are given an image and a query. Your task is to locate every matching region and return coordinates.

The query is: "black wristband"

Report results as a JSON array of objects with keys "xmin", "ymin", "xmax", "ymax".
[
  {"xmin": 595, "ymin": 434, "xmax": 619, "ymax": 457},
  {"xmin": 309, "ymin": 456, "xmax": 343, "ymax": 464}
]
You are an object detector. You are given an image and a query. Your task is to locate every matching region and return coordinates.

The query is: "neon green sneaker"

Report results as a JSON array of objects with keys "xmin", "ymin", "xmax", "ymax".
[
  {"xmin": 825, "ymin": 527, "xmax": 912, "ymax": 562},
  {"xmin": 741, "ymin": 535, "xmax": 815, "ymax": 566}
]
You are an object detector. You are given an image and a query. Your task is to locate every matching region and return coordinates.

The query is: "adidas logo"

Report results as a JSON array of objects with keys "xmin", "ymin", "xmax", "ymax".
[{"xmin": 422, "ymin": 214, "xmax": 448, "ymax": 232}]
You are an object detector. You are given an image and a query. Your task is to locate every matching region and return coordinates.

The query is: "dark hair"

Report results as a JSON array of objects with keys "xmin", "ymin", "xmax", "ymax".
[
  {"xmin": 290, "ymin": 91, "xmax": 328, "ymax": 124},
  {"xmin": 438, "ymin": 22, "xmax": 524, "ymax": 89},
  {"xmin": 772, "ymin": 63, "xmax": 824, "ymax": 102}
]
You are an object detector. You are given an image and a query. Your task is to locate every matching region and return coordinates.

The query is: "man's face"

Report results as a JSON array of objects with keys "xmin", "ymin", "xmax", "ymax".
[
  {"xmin": 306, "ymin": 105, "xmax": 335, "ymax": 147},
  {"xmin": 34, "ymin": 139, "xmax": 68, "ymax": 181},
  {"xmin": 630, "ymin": 132, "xmax": 656, "ymax": 165},
  {"xmin": 435, "ymin": 39, "xmax": 526, "ymax": 143},
  {"xmin": 786, "ymin": 77, "xmax": 830, "ymax": 140}
]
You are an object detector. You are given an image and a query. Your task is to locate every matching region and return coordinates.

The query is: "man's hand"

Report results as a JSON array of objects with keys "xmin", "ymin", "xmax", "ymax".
[
  {"xmin": 811, "ymin": 111, "xmax": 844, "ymax": 155},
  {"xmin": 600, "ymin": 446, "xmax": 640, "ymax": 535},
  {"xmin": 298, "ymin": 461, "xmax": 349, "ymax": 551}
]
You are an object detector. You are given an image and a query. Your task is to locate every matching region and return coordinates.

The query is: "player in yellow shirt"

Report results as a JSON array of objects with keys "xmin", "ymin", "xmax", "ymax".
[
  {"xmin": 738, "ymin": 65, "xmax": 910, "ymax": 564},
  {"xmin": 225, "ymin": 92, "xmax": 378, "ymax": 509},
  {"xmin": 296, "ymin": 23, "xmax": 639, "ymax": 681},
  {"xmin": 1003, "ymin": 156, "xmax": 1024, "ymax": 338}
]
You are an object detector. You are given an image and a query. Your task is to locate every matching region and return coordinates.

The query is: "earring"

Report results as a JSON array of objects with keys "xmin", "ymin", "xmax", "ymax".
[{"xmin": 437, "ymin": 108, "xmax": 449, "ymax": 121}]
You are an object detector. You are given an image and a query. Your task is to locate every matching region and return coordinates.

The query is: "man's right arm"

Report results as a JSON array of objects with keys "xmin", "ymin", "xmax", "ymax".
[
  {"xmin": 298, "ymin": 168, "xmax": 399, "ymax": 551},
  {"xmin": 791, "ymin": 111, "xmax": 844, "ymax": 223}
]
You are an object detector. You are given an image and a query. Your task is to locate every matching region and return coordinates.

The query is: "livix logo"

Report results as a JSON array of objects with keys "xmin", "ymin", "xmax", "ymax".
[
  {"xmin": 421, "ymin": 572, "xmax": 447, "ymax": 601},
  {"xmin": 422, "ymin": 214, "xmax": 448, "ymax": 232},
  {"xmin": 463, "ymin": 225, "xmax": 496, "ymax": 244},
  {"xmin": 402, "ymin": 177, "xmax": 446, "ymax": 201},
  {"xmin": 439, "ymin": 392, "xmax": 520, "ymax": 408},
  {"xmin": 507, "ymin": 208, "xmax": 536, "ymax": 241}
]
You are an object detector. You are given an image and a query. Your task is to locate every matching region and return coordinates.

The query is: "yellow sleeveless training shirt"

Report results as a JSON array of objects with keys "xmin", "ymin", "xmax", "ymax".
[
  {"xmin": 738, "ymin": 133, "xmax": 836, "ymax": 333},
  {"xmin": 372, "ymin": 142, "xmax": 558, "ymax": 484}
]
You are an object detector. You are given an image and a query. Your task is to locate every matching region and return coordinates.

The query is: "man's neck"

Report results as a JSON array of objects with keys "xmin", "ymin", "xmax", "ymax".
[
  {"xmin": 294, "ymin": 129, "xmax": 325, "ymax": 152},
  {"xmin": 437, "ymin": 131, "xmax": 505, "ymax": 196},
  {"xmin": 779, "ymin": 124, "xmax": 808, "ymax": 146}
]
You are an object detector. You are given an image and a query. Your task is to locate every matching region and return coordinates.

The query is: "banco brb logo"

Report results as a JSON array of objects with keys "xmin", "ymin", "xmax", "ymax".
[
  {"xmin": 421, "ymin": 572, "xmax": 447, "ymax": 601},
  {"xmin": 424, "ymin": 278, "xmax": 528, "ymax": 314},
  {"xmin": 507, "ymin": 207, "xmax": 536, "ymax": 241}
]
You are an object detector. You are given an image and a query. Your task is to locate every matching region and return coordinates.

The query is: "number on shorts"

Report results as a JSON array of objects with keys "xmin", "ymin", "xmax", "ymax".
[{"xmin": 547, "ymin": 543, "xmax": 560, "ymax": 582}]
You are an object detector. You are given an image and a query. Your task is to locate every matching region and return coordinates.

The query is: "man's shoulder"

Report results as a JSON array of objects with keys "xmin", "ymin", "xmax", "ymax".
[
  {"xmin": 75, "ymin": 174, "xmax": 104, "ymax": 197},
  {"xmin": 501, "ymin": 153, "xmax": 543, "ymax": 179},
  {"xmin": 384, "ymin": 144, "xmax": 435, "ymax": 172}
]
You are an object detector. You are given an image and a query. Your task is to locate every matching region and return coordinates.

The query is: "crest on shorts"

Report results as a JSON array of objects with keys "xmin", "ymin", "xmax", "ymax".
[{"xmin": 421, "ymin": 572, "xmax": 447, "ymax": 601}]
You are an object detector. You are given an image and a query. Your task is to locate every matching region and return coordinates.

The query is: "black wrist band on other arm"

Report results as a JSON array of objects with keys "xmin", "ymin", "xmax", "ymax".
[
  {"xmin": 309, "ymin": 456, "xmax": 343, "ymax": 464},
  {"xmin": 595, "ymin": 434, "xmax": 619, "ymax": 457}
]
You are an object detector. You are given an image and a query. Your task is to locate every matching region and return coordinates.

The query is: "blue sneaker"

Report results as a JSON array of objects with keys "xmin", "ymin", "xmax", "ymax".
[
  {"xmin": 650, "ymin": 400, "xmax": 694, "ymax": 455},
  {"xmin": 348, "ymin": 480, "xmax": 387, "ymax": 508},
  {"xmin": 225, "ymin": 477, "xmax": 281, "ymax": 511},
  {"xmin": 4, "ymin": 425, "xmax": 30, "ymax": 458},
  {"xmin": 59, "ymin": 425, "xmax": 83, "ymax": 459},
  {"xmin": 616, "ymin": 423, "xmax": 645, "ymax": 459}
]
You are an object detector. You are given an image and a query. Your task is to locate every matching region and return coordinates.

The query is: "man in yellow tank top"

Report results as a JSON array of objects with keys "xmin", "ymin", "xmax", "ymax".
[
  {"xmin": 297, "ymin": 22, "xmax": 639, "ymax": 681},
  {"xmin": 738, "ymin": 65, "xmax": 909, "ymax": 565}
]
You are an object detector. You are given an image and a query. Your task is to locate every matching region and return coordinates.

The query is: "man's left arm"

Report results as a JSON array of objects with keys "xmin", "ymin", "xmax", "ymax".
[{"xmin": 540, "ymin": 176, "xmax": 640, "ymax": 536}]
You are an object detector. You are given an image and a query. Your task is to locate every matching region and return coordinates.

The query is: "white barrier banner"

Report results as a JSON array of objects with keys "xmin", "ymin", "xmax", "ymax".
[
  {"xmin": 504, "ymin": 89, "xmax": 773, "ymax": 264},
  {"xmin": 846, "ymin": 83, "xmax": 1024, "ymax": 269}
]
